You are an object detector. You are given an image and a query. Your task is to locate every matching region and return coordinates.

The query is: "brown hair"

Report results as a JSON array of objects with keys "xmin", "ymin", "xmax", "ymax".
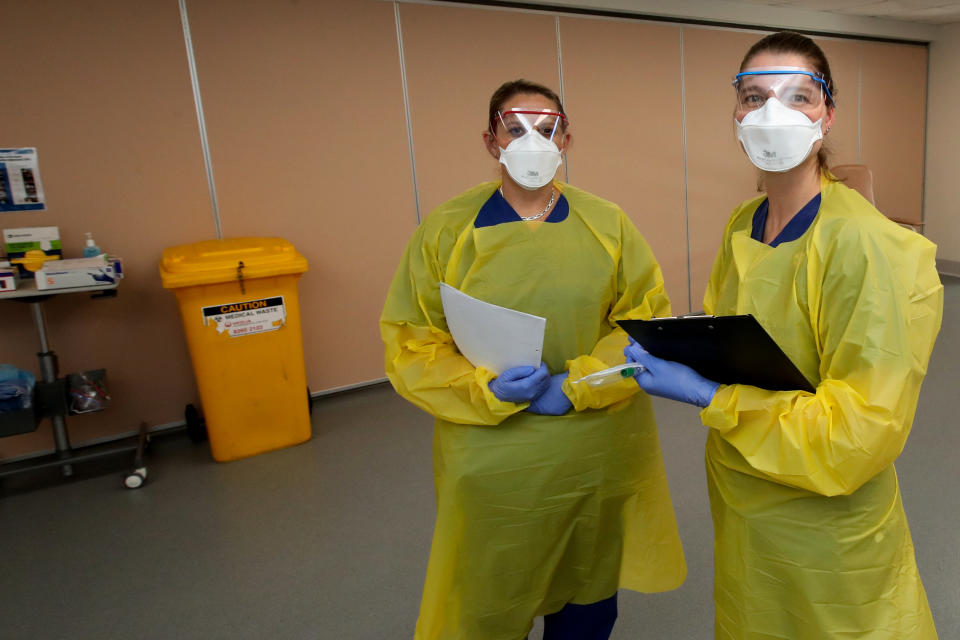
[
  {"xmin": 740, "ymin": 31, "xmax": 837, "ymax": 177},
  {"xmin": 488, "ymin": 79, "xmax": 566, "ymax": 134}
]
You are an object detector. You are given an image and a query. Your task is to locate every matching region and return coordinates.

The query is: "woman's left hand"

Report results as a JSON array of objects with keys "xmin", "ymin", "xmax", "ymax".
[
  {"xmin": 526, "ymin": 373, "xmax": 572, "ymax": 415},
  {"xmin": 624, "ymin": 338, "xmax": 720, "ymax": 408}
]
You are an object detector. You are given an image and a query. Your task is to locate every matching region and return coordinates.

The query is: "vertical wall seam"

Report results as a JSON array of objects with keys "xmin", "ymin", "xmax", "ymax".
[
  {"xmin": 394, "ymin": 1, "xmax": 422, "ymax": 224},
  {"xmin": 680, "ymin": 28, "xmax": 693, "ymax": 313},
  {"xmin": 555, "ymin": 15, "xmax": 570, "ymax": 183},
  {"xmin": 857, "ymin": 46, "xmax": 863, "ymax": 163},
  {"xmin": 920, "ymin": 45, "xmax": 930, "ymax": 228},
  {"xmin": 179, "ymin": 0, "xmax": 222, "ymax": 239}
]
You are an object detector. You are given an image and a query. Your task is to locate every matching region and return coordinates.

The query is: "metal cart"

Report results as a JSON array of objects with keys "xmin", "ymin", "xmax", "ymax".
[{"xmin": 0, "ymin": 279, "xmax": 148, "ymax": 489}]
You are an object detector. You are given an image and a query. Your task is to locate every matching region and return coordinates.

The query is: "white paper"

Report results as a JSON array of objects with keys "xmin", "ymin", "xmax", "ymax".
[{"xmin": 439, "ymin": 283, "xmax": 545, "ymax": 375}]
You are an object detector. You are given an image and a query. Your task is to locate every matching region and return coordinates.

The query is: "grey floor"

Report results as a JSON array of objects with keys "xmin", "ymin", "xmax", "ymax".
[{"xmin": 1, "ymin": 277, "xmax": 957, "ymax": 640}]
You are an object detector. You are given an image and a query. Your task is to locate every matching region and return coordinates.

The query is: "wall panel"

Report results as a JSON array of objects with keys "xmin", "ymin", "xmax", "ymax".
[
  {"xmin": 682, "ymin": 28, "xmax": 763, "ymax": 310},
  {"xmin": 860, "ymin": 42, "xmax": 927, "ymax": 225},
  {"xmin": 187, "ymin": 0, "xmax": 415, "ymax": 390},
  {"xmin": 815, "ymin": 37, "xmax": 860, "ymax": 167},
  {"xmin": 924, "ymin": 24, "xmax": 960, "ymax": 262},
  {"xmin": 1, "ymin": 0, "xmax": 213, "ymax": 458},
  {"xmin": 400, "ymin": 4, "xmax": 560, "ymax": 215},
  {"xmin": 559, "ymin": 17, "xmax": 688, "ymax": 311}
]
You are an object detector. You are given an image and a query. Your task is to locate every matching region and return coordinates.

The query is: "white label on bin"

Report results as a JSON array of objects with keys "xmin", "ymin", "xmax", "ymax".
[{"xmin": 201, "ymin": 296, "xmax": 286, "ymax": 337}]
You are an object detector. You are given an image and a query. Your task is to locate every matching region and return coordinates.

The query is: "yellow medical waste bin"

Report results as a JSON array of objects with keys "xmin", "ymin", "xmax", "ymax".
[{"xmin": 159, "ymin": 238, "xmax": 310, "ymax": 461}]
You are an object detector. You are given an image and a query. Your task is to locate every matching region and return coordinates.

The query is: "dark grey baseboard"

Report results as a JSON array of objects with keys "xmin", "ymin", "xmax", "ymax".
[{"xmin": 937, "ymin": 258, "xmax": 960, "ymax": 278}]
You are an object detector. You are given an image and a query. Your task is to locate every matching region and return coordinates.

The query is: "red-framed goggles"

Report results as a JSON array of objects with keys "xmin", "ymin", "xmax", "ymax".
[{"xmin": 493, "ymin": 108, "xmax": 568, "ymax": 142}]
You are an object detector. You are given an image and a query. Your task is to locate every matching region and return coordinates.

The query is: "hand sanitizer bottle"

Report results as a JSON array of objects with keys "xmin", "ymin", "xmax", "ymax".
[{"xmin": 83, "ymin": 232, "xmax": 101, "ymax": 258}]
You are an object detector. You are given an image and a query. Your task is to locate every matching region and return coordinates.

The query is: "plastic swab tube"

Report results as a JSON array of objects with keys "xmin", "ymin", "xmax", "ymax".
[{"xmin": 570, "ymin": 363, "xmax": 645, "ymax": 387}]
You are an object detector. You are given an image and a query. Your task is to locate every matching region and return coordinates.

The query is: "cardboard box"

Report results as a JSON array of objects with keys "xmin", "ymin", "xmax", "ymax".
[
  {"xmin": 107, "ymin": 255, "xmax": 124, "ymax": 279},
  {"xmin": 3, "ymin": 226, "xmax": 61, "ymax": 275},
  {"xmin": 34, "ymin": 256, "xmax": 117, "ymax": 290},
  {"xmin": 0, "ymin": 260, "xmax": 15, "ymax": 292}
]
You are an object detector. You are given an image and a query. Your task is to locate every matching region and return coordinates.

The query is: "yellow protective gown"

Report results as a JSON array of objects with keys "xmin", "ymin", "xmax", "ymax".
[
  {"xmin": 701, "ymin": 178, "xmax": 943, "ymax": 640},
  {"xmin": 381, "ymin": 181, "xmax": 686, "ymax": 640}
]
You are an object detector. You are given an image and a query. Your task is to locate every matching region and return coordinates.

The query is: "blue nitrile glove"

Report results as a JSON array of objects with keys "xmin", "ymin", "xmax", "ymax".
[
  {"xmin": 526, "ymin": 373, "xmax": 572, "ymax": 415},
  {"xmin": 624, "ymin": 338, "xmax": 720, "ymax": 408},
  {"xmin": 489, "ymin": 363, "xmax": 551, "ymax": 403}
]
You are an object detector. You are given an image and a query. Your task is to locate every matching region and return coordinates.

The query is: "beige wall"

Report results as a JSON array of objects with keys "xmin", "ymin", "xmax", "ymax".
[
  {"xmin": 1, "ymin": 0, "xmax": 212, "ymax": 458},
  {"xmin": 815, "ymin": 38, "xmax": 861, "ymax": 167},
  {"xmin": 861, "ymin": 42, "xmax": 927, "ymax": 225},
  {"xmin": 0, "ymin": 1, "xmax": 934, "ymax": 458},
  {"xmin": 518, "ymin": 0, "xmax": 940, "ymax": 42},
  {"xmin": 924, "ymin": 22, "xmax": 960, "ymax": 265},
  {"xmin": 683, "ymin": 28, "xmax": 765, "ymax": 310},
  {"xmin": 400, "ymin": 4, "xmax": 560, "ymax": 215},
  {"xmin": 184, "ymin": 0, "xmax": 414, "ymax": 391},
  {"xmin": 558, "ymin": 18, "xmax": 689, "ymax": 311}
]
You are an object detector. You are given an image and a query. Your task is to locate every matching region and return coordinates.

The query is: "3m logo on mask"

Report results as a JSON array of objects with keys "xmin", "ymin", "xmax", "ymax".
[
  {"xmin": 763, "ymin": 150, "xmax": 777, "ymax": 159},
  {"xmin": 526, "ymin": 170, "xmax": 539, "ymax": 177}
]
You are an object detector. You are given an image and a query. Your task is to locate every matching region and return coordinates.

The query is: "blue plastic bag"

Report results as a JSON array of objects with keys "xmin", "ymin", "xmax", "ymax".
[{"xmin": 0, "ymin": 365, "xmax": 36, "ymax": 412}]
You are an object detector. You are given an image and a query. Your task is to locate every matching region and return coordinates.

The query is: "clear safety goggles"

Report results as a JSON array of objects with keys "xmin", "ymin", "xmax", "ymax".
[
  {"xmin": 733, "ymin": 68, "xmax": 834, "ymax": 112},
  {"xmin": 493, "ymin": 108, "xmax": 568, "ymax": 142}
]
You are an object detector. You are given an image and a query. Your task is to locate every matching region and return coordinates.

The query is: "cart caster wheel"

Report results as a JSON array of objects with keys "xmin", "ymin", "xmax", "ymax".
[
  {"xmin": 124, "ymin": 468, "xmax": 147, "ymax": 489},
  {"xmin": 185, "ymin": 403, "xmax": 207, "ymax": 443}
]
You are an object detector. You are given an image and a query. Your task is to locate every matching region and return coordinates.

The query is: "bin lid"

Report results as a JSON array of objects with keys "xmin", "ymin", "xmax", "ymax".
[{"xmin": 159, "ymin": 237, "xmax": 308, "ymax": 289}]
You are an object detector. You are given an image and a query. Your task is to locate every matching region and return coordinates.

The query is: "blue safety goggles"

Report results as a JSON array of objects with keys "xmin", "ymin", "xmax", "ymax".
[{"xmin": 733, "ymin": 70, "xmax": 835, "ymax": 110}]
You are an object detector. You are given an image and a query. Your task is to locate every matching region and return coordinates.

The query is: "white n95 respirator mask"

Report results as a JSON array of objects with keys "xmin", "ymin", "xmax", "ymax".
[
  {"xmin": 735, "ymin": 97, "xmax": 823, "ymax": 173},
  {"xmin": 499, "ymin": 131, "xmax": 563, "ymax": 190}
]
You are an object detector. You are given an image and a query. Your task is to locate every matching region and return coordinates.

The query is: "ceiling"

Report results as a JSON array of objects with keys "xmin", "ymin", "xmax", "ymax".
[{"xmin": 732, "ymin": 0, "xmax": 960, "ymax": 24}]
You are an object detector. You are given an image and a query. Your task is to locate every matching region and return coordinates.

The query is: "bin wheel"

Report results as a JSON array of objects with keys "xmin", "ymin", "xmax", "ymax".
[
  {"xmin": 124, "ymin": 468, "xmax": 147, "ymax": 489},
  {"xmin": 307, "ymin": 386, "xmax": 313, "ymax": 417},
  {"xmin": 185, "ymin": 403, "xmax": 207, "ymax": 443}
]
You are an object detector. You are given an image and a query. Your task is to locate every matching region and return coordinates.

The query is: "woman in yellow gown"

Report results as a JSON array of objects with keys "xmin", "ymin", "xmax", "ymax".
[
  {"xmin": 381, "ymin": 80, "xmax": 686, "ymax": 640},
  {"xmin": 625, "ymin": 32, "xmax": 943, "ymax": 640}
]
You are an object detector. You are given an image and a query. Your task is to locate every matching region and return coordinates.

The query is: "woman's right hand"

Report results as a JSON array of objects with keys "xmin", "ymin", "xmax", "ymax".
[
  {"xmin": 624, "ymin": 339, "xmax": 719, "ymax": 408},
  {"xmin": 489, "ymin": 363, "xmax": 551, "ymax": 403}
]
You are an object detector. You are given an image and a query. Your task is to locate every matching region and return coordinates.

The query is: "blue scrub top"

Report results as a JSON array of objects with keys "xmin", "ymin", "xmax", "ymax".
[
  {"xmin": 475, "ymin": 187, "xmax": 570, "ymax": 228},
  {"xmin": 751, "ymin": 193, "xmax": 821, "ymax": 247}
]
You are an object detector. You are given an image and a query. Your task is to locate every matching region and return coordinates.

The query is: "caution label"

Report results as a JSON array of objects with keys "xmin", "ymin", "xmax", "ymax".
[{"xmin": 202, "ymin": 296, "xmax": 286, "ymax": 337}]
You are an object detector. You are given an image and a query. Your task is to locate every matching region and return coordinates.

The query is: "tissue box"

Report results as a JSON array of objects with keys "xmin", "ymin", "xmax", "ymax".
[
  {"xmin": 4, "ymin": 226, "xmax": 61, "ymax": 275},
  {"xmin": 0, "ymin": 260, "xmax": 15, "ymax": 292},
  {"xmin": 35, "ymin": 256, "xmax": 117, "ymax": 290}
]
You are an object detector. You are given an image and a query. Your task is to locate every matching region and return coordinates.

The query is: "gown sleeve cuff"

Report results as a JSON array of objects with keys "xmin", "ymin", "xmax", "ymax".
[
  {"xmin": 475, "ymin": 366, "xmax": 530, "ymax": 413},
  {"xmin": 565, "ymin": 355, "xmax": 638, "ymax": 411},
  {"xmin": 699, "ymin": 384, "xmax": 736, "ymax": 432}
]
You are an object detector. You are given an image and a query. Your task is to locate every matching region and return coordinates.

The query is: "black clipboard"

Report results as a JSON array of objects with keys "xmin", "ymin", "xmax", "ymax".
[{"xmin": 618, "ymin": 314, "xmax": 815, "ymax": 393}]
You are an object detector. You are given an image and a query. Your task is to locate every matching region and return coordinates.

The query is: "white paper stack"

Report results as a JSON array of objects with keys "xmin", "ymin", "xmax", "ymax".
[{"xmin": 439, "ymin": 283, "xmax": 546, "ymax": 375}]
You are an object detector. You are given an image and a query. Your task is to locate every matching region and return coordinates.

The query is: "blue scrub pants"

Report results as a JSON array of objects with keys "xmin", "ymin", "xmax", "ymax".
[{"xmin": 538, "ymin": 594, "xmax": 618, "ymax": 640}]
